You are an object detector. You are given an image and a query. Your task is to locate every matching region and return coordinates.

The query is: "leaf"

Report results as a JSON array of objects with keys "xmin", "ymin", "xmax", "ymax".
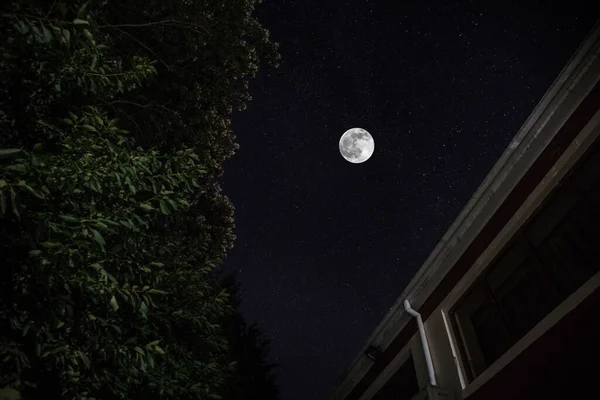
[
  {"xmin": 91, "ymin": 229, "xmax": 106, "ymax": 246},
  {"xmin": 77, "ymin": 1, "xmax": 91, "ymax": 19},
  {"xmin": 140, "ymin": 301, "xmax": 148, "ymax": 319},
  {"xmin": 47, "ymin": 345, "xmax": 67, "ymax": 355},
  {"xmin": 91, "ymin": 180, "xmax": 102, "ymax": 193},
  {"xmin": 83, "ymin": 29, "xmax": 93, "ymax": 42},
  {"xmin": 0, "ymin": 180, "xmax": 5, "ymax": 188},
  {"xmin": 31, "ymin": 155, "xmax": 41, "ymax": 166},
  {"xmin": 134, "ymin": 347, "xmax": 145, "ymax": 356},
  {"xmin": 95, "ymin": 221, "xmax": 108, "ymax": 230},
  {"xmin": 9, "ymin": 187, "xmax": 18, "ymax": 218},
  {"xmin": 106, "ymin": 272, "xmax": 117, "ymax": 283},
  {"xmin": 41, "ymin": 241, "xmax": 61, "ymax": 248},
  {"xmin": 32, "ymin": 25, "xmax": 41, "ymax": 38},
  {"xmin": 0, "ymin": 148, "xmax": 22, "ymax": 158},
  {"xmin": 148, "ymin": 289, "xmax": 168, "ymax": 295},
  {"xmin": 22, "ymin": 323, "xmax": 30, "ymax": 337},
  {"xmin": 140, "ymin": 203, "xmax": 153, "ymax": 211},
  {"xmin": 59, "ymin": 215, "xmax": 78, "ymax": 223},
  {"xmin": 73, "ymin": 19, "xmax": 89, "ymax": 26},
  {"xmin": 167, "ymin": 199, "xmax": 178, "ymax": 211},
  {"xmin": 62, "ymin": 29, "xmax": 71, "ymax": 47},
  {"xmin": 159, "ymin": 199, "xmax": 169, "ymax": 215},
  {"xmin": 14, "ymin": 21, "xmax": 28, "ymax": 34},
  {"xmin": 79, "ymin": 351, "xmax": 90, "ymax": 369},
  {"xmin": 42, "ymin": 27, "xmax": 52, "ymax": 42},
  {"xmin": 147, "ymin": 340, "xmax": 160, "ymax": 347},
  {"xmin": 150, "ymin": 262, "xmax": 164, "ymax": 267},
  {"xmin": 82, "ymin": 125, "xmax": 97, "ymax": 132},
  {"xmin": 109, "ymin": 295, "xmax": 119, "ymax": 312},
  {"xmin": 90, "ymin": 263, "xmax": 102, "ymax": 271},
  {"xmin": 32, "ymin": 143, "xmax": 42, "ymax": 152},
  {"xmin": 5, "ymin": 164, "xmax": 26, "ymax": 173},
  {"xmin": 29, "ymin": 250, "xmax": 41, "ymax": 256},
  {"xmin": 97, "ymin": 218, "xmax": 119, "ymax": 227},
  {"xmin": 0, "ymin": 190, "xmax": 6, "ymax": 215},
  {"xmin": 24, "ymin": 184, "xmax": 44, "ymax": 199}
]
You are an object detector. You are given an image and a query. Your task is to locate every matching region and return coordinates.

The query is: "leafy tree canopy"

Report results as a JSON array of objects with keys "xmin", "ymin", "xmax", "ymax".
[{"xmin": 0, "ymin": 0, "xmax": 279, "ymax": 399}]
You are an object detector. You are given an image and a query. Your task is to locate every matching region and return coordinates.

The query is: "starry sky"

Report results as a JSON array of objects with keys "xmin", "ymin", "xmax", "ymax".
[{"xmin": 220, "ymin": 1, "xmax": 599, "ymax": 399}]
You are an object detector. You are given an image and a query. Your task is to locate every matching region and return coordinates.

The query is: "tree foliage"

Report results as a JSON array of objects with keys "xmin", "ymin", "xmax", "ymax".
[
  {"xmin": 95, "ymin": 0, "xmax": 280, "ymax": 259},
  {"xmin": 0, "ymin": 0, "xmax": 279, "ymax": 399},
  {"xmin": 97, "ymin": 0, "xmax": 281, "ymax": 173}
]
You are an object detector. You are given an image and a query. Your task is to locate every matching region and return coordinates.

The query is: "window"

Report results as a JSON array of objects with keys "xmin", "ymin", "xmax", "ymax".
[
  {"xmin": 372, "ymin": 355, "xmax": 420, "ymax": 400},
  {"xmin": 487, "ymin": 240, "xmax": 562, "ymax": 340},
  {"xmin": 453, "ymin": 286, "xmax": 512, "ymax": 378},
  {"xmin": 452, "ymin": 236, "xmax": 562, "ymax": 379},
  {"xmin": 452, "ymin": 145, "xmax": 600, "ymax": 381},
  {"xmin": 536, "ymin": 184, "xmax": 600, "ymax": 296}
]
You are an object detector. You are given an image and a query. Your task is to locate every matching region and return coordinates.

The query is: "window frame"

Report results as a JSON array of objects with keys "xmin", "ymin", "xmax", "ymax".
[{"xmin": 448, "ymin": 146, "xmax": 599, "ymax": 382}]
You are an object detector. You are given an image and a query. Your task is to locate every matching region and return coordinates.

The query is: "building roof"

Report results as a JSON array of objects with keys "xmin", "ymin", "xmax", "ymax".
[{"xmin": 326, "ymin": 19, "xmax": 600, "ymax": 400}]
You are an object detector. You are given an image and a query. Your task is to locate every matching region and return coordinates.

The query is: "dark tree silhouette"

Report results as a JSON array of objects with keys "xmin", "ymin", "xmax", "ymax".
[{"xmin": 220, "ymin": 274, "xmax": 281, "ymax": 400}]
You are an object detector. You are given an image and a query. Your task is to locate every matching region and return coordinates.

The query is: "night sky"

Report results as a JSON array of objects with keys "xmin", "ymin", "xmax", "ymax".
[{"xmin": 220, "ymin": 2, "xmax": 599, "ymax": 399}]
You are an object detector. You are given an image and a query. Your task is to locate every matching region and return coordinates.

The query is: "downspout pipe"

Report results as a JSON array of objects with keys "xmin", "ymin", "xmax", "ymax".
[{"xmin": 404, "ymin": 299, "xmax": 437, "ymax": 387}]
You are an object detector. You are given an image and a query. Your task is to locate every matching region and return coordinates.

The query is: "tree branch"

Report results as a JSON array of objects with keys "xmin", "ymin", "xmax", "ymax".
[
  {"xmin": 98, "ymin": 19, "xmax": 209, "ymax": 34},
  {"xmin": 98, "ymin": 98, "xmax": 141, "ymax": 134},
  {"xmin": 108, "ymin": 100, "xmax": 176, "ymax": 114},
  {"xmin": 111, "ymin": 25, "xmax": 172, "ymax": 71}
]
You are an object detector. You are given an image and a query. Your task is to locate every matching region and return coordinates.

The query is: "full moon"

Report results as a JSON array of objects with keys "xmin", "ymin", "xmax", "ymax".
[{"xmin": 339, "ymin": 128, "xmax": 375, "ymax": 163}]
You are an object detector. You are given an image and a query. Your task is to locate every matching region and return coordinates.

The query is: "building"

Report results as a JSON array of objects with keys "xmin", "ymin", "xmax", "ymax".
[{"xmin": 326, "ymin": 20, "xmax": 600, "ymax": 400}]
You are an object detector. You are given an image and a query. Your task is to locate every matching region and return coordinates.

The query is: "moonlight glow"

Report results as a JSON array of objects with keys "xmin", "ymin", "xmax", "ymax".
[{"xmin": 339, "ymin": 128, "xmax": 375, "ymax": 163}]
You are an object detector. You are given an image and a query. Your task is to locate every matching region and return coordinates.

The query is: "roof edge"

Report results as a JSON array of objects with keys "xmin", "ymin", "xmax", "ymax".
[{"xmin": 325, "ymin": 19, "xmax": 600, "ymax": 400}]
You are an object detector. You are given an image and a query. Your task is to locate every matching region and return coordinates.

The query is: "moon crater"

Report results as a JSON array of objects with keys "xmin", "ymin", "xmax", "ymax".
[{"xmin": 339, "ymin": 128, "xmax": 375, "ymax": 163}]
